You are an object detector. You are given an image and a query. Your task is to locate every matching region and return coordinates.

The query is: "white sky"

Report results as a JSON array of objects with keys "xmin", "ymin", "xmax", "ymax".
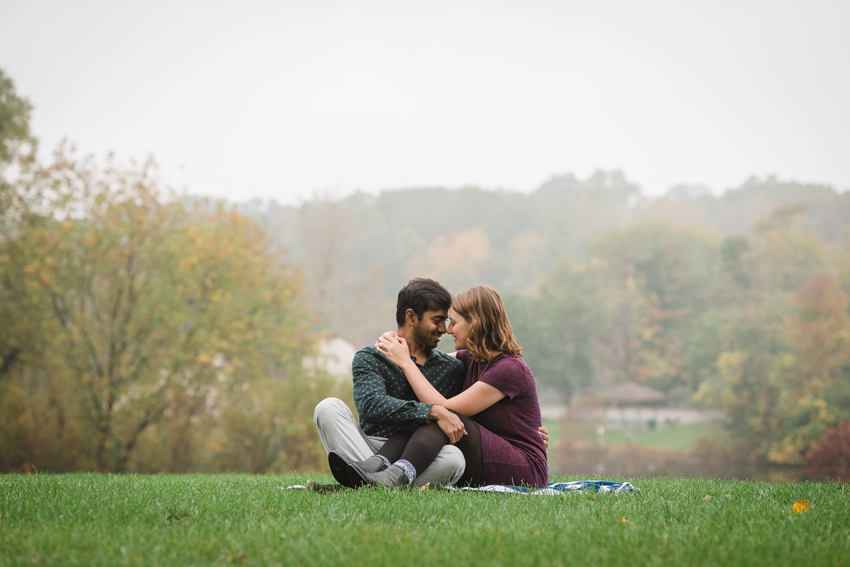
[{"xmin": 2, "ymin": 0, "xmax": 848, "ymax": 203}]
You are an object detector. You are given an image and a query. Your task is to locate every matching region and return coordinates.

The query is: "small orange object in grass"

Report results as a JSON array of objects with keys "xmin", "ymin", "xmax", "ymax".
[
  {"xmin": 620, "ymin": 516, "xmax": 629, "ymax": 524},
  {"xmin": 792, "ymin": 500, "xmax": 810, "ymax": 514}
]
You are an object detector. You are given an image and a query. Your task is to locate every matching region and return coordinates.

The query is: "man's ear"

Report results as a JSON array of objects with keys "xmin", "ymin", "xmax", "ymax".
[{"xmin": 404, "ymin": 308, "xmax": 418, "ymax": 327}]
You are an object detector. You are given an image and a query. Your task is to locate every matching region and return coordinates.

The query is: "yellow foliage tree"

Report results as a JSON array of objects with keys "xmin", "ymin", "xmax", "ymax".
[{"xmin": 0, "ymin": 144, "xmax": 318, "ymax": 472}]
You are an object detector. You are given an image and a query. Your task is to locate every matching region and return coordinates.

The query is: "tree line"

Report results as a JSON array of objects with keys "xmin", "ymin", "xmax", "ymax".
[
  {"xmin": 2, "ymin": 66, "xmax": 849, "ymax": 472},
  {"xmin": 239, "ymin": 157, "xmax": 850, "ymax": 472}
]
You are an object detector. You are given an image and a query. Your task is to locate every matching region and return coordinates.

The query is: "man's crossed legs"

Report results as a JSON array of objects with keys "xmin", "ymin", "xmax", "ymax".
[{"xmin": 313, "ymin": 398, "xmax": 465, "ymax": 487}]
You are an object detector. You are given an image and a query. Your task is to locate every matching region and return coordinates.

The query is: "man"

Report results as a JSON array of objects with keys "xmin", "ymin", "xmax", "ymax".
[{"xmin": 314, "ymin": 278, "xmax": 467, "ymax": 487}]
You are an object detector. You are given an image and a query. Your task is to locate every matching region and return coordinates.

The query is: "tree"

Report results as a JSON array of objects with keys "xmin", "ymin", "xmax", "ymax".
[
  {"xmin": 0, "ymin": 67, "xmax": 36, "ymax": 168},
  {"xmin": 769, "ymin": 273, "xmax": 850, "ymax": 463},
  {"xmin": 409, "ymin": 229, "xmax": 492, "ymax": 292},
  {"xmin": 806, "ymin": 422, "xmax": 850, "ymax": 482},
  {"xmin": 588, "ymin": 222, "xmax": 720, "ymax": 396},
  {"xmin": 0, "ymin": 66, "xmax": 38, "ymax": 385},
  {"xmin": 506, "ymin": 260, "xmax": 603, "ymax": 406},
  {"xmin": 691, "ymin": 298, "xmax": 791, "ymax": 461},
  {"xmin": 294, "ymin": 196, "xmax": 389, "ymax": 347},
  {"xmin": 0, "ymin": 144, "xmax": 313, "ymax": 472},
  {"xmin": 692, "ymin": 206, "xmax": 846, "ymax": 464}
]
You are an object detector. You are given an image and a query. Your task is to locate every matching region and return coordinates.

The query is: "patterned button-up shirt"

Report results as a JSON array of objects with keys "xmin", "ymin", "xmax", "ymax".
[{"xmin": 352, "ymin": 346, "xmax": 464, "ymax": 438}]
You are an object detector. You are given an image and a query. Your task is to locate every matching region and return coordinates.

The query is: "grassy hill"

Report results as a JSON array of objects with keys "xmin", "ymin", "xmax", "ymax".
[{"xmin": 2, "ymin": 474, "xmax": 848, "ymax": 566}]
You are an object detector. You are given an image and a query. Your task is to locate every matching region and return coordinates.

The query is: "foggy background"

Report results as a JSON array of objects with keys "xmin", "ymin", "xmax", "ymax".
[
  {"xmin": 2, "ymin": 0, "xmax": 849, "ymax": 203},
  {"xmin": 2, "ymin": 1, "xmax": 849, "ymax": 481}
]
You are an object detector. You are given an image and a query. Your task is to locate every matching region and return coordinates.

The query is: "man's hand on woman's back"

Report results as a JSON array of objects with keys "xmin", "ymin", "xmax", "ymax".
[{"xmin": 539, "ymin": 426, "xmax": 549, "ymax": 451}]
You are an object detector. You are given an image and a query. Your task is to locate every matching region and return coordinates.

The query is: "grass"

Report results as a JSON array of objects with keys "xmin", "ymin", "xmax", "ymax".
[
  {"xmin": 2, "ymin": 473, "xmax": 849, "ymax": 567},
  {"xmin": 543, "ymin": 419, "xmax": 716, "ymax": 451},
  {"xmin": 597, "ymin": 423, "xmax": 710, "ymax": 450}
]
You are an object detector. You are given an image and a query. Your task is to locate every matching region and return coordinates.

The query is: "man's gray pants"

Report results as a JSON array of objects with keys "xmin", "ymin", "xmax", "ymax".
[{"xmin": 313, "ymin": 397, "xmax": 465, "ymax": 487}]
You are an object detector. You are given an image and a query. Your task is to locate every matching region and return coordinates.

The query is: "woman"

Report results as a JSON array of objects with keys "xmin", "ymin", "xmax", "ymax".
[{"xmin": 330, "ymin": 285, "xmax": 547, "ymax": 488}]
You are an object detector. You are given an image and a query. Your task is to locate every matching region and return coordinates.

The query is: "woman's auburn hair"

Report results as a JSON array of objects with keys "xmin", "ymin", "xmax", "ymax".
[{"xmin": 452, "ymin": 285, "xmax": 523, "ymax": 361}]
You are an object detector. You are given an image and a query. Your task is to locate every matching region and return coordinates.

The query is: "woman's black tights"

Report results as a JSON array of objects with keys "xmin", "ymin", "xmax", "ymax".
[{"xmin": 376, "ymin": 410, "xmax": 484, "ymax": 487}]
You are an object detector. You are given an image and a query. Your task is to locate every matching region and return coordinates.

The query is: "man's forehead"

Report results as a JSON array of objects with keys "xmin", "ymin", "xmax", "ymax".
[{"xmin": 422, "ymin": 308, "xmax": 448, "ymax": 319}]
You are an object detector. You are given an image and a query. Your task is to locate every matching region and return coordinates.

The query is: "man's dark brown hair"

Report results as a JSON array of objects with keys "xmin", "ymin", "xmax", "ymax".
[{"xmin": 395, "ymin": 278, "xmax": 452, "ymax": 327}]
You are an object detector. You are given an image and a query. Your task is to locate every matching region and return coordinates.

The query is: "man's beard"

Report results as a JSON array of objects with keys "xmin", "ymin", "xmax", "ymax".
[{"xmin": 413, "ymin": 320, "xmax": 441, "ymax": 351}]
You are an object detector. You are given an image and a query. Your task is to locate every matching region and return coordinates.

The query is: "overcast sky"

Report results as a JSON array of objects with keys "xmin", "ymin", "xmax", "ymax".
[{"xmin": 2, "ymin": 0, "xmax": 848, "ymax": 203}]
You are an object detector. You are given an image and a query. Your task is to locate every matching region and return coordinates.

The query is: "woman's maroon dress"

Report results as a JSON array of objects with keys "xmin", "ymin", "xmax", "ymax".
[{"xmin": 457, "ymin": 350, "xmax": 548, "ymax": 488}]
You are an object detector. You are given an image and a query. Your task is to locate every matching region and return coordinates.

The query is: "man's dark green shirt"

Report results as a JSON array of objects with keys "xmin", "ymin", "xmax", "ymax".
[{"xmin": 352, "ymin": 346, "xmax": 464, "ymax": 438}]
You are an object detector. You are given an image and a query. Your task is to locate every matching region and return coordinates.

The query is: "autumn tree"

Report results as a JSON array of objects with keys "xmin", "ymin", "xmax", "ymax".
[
  {"xmin": 0, "ymin": 144, "xmax": 314, "ymax": 472},
  {"xmin": 506, "ymin": 259, "xmax": 604, "ymax": 406},
  {"xmin": 0, "ymin": 67, "xmax": 36, "ymax": 168},
  {"xmin": 769, "ymin": 273, "xmax": 850, "ymax": 463},
  {"xmin": 589, "ymin": 222, "xmax": 720, "ymax": 396},
  {"xmin": 693, "ymin": 204, "xmax": 842, "ymax": 463},
  {"xmin": 805, "ymin": 422, "xmax": 850, "ymax": 482},
  {"xmin": 1, "ymin": 67, "xmax": 38, "ymax": 381}
]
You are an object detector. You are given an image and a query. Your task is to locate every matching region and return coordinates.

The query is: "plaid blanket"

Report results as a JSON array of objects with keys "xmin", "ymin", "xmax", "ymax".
[
  {"xmin": 447, "ymin": 481, "xmax": 638, "ymax": 494},
  {"xmin": 285, "ymin": 480, "xmax": 638, "ymax": 494}
]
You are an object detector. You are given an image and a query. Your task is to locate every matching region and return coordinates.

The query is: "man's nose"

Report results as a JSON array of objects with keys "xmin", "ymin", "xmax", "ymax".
[{"xmin": 438, "ymin": 321, "xmax": 447, "ymax": 333}]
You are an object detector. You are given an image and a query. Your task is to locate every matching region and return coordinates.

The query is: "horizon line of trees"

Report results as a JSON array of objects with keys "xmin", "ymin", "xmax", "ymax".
[
  {"xmin": 3, "ymin": 65, "xmax": 849, "ymax": 474},
  {"xmin": 234, "ymin": 160, "xmax": 850, "ymax": 472}
]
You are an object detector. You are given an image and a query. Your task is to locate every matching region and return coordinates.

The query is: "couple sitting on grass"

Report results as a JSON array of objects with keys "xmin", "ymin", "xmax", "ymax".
[{"xmin": 313, "ymin": 278, "xmax": 548, "ymax": 489}]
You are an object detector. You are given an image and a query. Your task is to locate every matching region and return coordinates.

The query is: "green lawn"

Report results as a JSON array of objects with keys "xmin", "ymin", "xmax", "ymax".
[
  {"xmin": 543, "ymin": 420, "xmax": 716, "ymax": 451},
  {"xmin": 2, "ymin": 474, "xmax": 848, "ymax": 566}
]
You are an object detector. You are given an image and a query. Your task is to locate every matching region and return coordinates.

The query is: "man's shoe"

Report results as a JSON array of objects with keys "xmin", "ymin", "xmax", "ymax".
[
  {"xmin": 329, "ymin": 452, "xmax": 389, "ymax": 488},
  {"xmin": 356, "ymin": 455, "xmax": 388, "ymax": 474},
  {"xmin": 349, "ymin": 463, "xmax": 411, "ymax": 488},
  {"xmin": 328, "ymin": 451, "xmax": 358, "ymax": 488}
]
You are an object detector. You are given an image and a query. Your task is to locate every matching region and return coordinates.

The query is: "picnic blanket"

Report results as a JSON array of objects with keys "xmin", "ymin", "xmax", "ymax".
[
  {"xmin": 449, "ymin": 481, "xmax": 638, "ymax": 494},
  {"xmin": 285, "ymin": 480, "xmax": 638, "ymax": 494}
]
